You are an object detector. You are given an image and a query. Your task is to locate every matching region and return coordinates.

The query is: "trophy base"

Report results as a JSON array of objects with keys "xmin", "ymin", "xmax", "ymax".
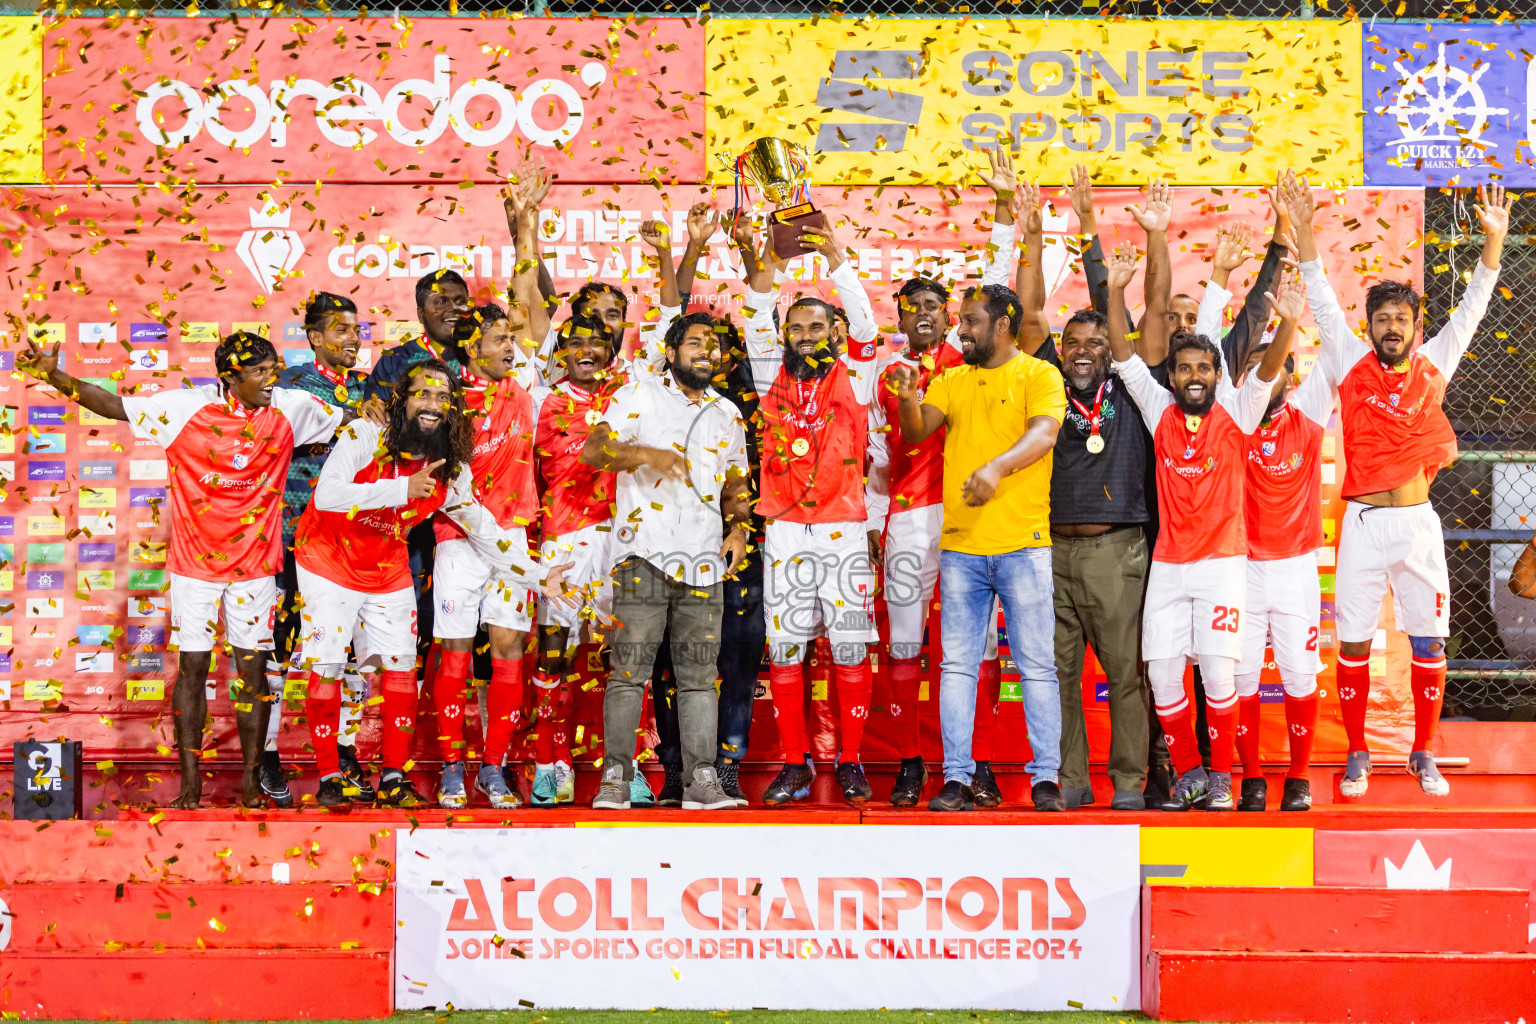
[{"xmin": 769, "ymin": 202, "xmax": 828, "ymax": 260}]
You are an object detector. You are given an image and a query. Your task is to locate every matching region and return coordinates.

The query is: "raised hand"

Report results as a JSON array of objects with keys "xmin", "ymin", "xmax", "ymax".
[
  {"xmin": 1475, "ymin": 181, "xmax": 1514, "ymax": 238},
  {"xmin": 1212, "ymin": 223, "xmax": 1254, "ymax": 275},
  {"xmin": 888, "ymin": 361, "xmax": 919, "ymax": 401},
  {"xmin": 687, "ymin": 202, "xmax": 722, "ymax": 247},
  {"xmin": 727, "ymin": 209, "xmax": 758, "ymax": 252},
  {"xmin": 1266, "ymin": 268, "xmax": 1308, "ymax": 323},
  {"xmin": 1268, "ymin": 168, "xmax": 1291, "ymax": 226},
  {"xmin": 18, "ymin": 335, "xmax": 60, "ymax": 383},
  {"xmin": 1067, "ymin": 162, "xmax": 1096, "ymax": 232},
  {"xmin": 639, "ymin": 219, "xmax": 670, "ymax": 251},
  {"xmin": 1129, "ymin": 179, "xmax": 1172, "ymax": 234},
  {"xmin": 1279, "ymin": 168, "xmax": 1315, "ymax": 227},
  {"xmin": 1018, "ymin": 178, "xmax": 1045, "ymax": 235},
  {"xmin": 408, "ymin": 459, "xmax": 446, "ymax": 499},
  {"xmin": 798, "ymin": 218, "xmax": 845, "ymax": 263},
  {"xmin": 979, "ymin": 144, "xmax": 1017, "ymax": 196},
  {"xmin": 1107, "ymin": 241, "xmax": 1141, "ymax": 291}
]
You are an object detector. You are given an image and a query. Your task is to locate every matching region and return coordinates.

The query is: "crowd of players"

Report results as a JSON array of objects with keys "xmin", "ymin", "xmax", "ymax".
[{"xmin": 19, "ymin": 154, "xmax": 1516, "ymax": 814}]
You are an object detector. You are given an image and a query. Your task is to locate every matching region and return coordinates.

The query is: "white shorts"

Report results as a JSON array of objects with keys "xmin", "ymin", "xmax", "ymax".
[
  {"xmin": 1336, "ymin": 500, "xmax": 1450, "ymax": 643},
  {"xmin": 537, "ymin": 521, "xmax": 615, "ymax": 632},
  {"xmin": 296, "ymin": 565, "xmax": 417, "ymax": 667},
  {"xmin": 1142, "ymin": 555, "xmax": 1247, "ymax": 662},
  {"xmin": 432, "ymin": 535, "xmax": 535, "ymax": 638},
  {"xmin": 1237, "ymin": 554, "xmax": 1325, "ymax": 678},
  {"xmin": 765, "ymin": 519, "xmax": 877, "ymax": 647},
  {"xmin": 882, "ymin": 504, "xmax": 997, "ymax": 659},
  {"xmin": 169, "ymin": 573, "xmax": 278, "ymax": 653}
]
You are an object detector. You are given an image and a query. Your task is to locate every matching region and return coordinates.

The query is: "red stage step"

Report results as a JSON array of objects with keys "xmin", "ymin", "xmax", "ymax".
[
  {"xmin": 1143, "ymin": 885, "xmax": 1530, "ymax": 954},
  {"xmin": 1142, "ymin": 885, "xmax": 1536, "ymax": 1022},
  {"xmin": 1145, "ymin": 949, "xmax": 1536, "ymax": 1024},
  {"xmin": 0, "ymin": 948, "xmax": 391, "ymax": 1020}
]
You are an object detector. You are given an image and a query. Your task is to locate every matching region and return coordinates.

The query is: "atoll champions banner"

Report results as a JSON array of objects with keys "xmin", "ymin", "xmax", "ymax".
[{"xmin": 394, "ymin": 825, "xmax": 1140, "ymax": 1010}]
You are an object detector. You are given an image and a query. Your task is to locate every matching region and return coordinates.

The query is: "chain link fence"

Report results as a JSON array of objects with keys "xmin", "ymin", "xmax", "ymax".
[{"xmin": 1428, "ymin": 188, "xmax": 1536, "ymax": 721}]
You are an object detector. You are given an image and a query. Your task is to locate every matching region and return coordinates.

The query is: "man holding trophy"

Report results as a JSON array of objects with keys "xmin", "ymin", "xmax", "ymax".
[{"xmin": 734, "ymin": 138, "xmax": 885, "ymax": 807}]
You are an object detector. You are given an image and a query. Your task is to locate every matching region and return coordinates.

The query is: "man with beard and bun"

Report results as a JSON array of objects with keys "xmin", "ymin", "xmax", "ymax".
[
  {"xmin": 892, "ymin": 284, "xmax": 1067, "ymax": 813},
  {"xmin": 740, "ymin": 214, "xmax": 882, "ymax": 807},
  {"xmin": 865, "ymin": 146, "xmax": 1017, "ymax": 808},
  {"xmin": 265, "ymin": 292, "xmax": 375, "ymax": 807},
  {"xmin": 294, "ymin": 359, "xmax": 573, "ymax": 808},
  {"xmin": 1106, "ymin": 243, "xmax": 1303, "ymax": 811},
  {"xmin": 19, "ymin": 330, "xmax": 348, "ymax": 808},
  {"xmin": 1285, "ymin": 172, "xmax": 1512, "ymax": 797},
  {"xmin": 1016, "ymin": 176, "xmax": 1158, "ymax": 812},
  {"xmin": 582, "ymin": 312, "xmax": 751, "ymax": 810}
]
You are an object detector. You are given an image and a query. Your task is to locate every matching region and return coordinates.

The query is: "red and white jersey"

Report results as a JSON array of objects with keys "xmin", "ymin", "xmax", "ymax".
[
  {"xmin": 866, "ymin": 341, "xmax": 963, "ymax": 524},
  {"xmin": 1115, "ymin": 353, "xmax": 1271, "ymax": 564},
  {"xmin": 1244, "ymin": 362, "xmax": 1335, "ymax": 561},
  {"xmin": 742, "ymin": 261, "xmax": 879, "ymax": 525},
  {"xmin": 1299, "ymin": 256, "xmax": 1498, "ymax": 497},
  {"xmin": 121, "ymin": 383, "xmax": 341, "ymax": 583},
  {"xmin": 296, "ymin": 420, "xmax": 538, "ymax": 594},
  {"xmin": 434, "ymin": 370, "xmax": 543, "ymax": 544},
  {"xmin": 536, "ymin": 380, "xmax": 619, "ymax": 538}
]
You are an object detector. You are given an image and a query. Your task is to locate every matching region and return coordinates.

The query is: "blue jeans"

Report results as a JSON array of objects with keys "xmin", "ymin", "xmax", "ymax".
[{"xmin": 939, "ymin": 547, "xmax": 1061, "ymax": 786}]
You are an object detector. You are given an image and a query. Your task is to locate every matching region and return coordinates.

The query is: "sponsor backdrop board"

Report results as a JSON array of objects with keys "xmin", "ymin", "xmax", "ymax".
[
  {"xmin": 0, "ymin": 179, "xmax": 1422, "ymax": 765},
  {"xmin": 704, "ymin": 18, "xmax": 1363, "ymax": 187},
  {"xmin": 1364, "ymin": 23, "xmax": 1536, "ymax": 186},
  {"xmin": 394, "ymin": 824, "xmax": 1141, "ymax": 1010}
]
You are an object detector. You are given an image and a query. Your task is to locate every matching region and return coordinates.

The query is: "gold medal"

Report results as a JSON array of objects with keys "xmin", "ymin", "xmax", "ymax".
[
  {"xmin": 334, "ymin": 383, "xmax": 350, "ymax": 403},
  {"xmin": 585, "ymin": 409, "xmax": 600, "ymax": 426},
  {"xmin": 1085, "ymin": 434, "xmax": 1105, "ymax": 455},
  {"xmin": 1185, "ymin": 414, "xmax": 1203, "ymax": 433},
  {"xmin": 1392, "ymin": 360, "xmax": 1410, "ymax": 373},
  {"xmin": 791, "ymin": 437, "xmax": 810, "ymax": 457}
]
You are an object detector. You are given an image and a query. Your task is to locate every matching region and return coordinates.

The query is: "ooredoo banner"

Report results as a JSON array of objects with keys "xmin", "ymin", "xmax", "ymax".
[{"xmin": 394, "ymin": 824, "xmax": 1140, "ymax": 1010}]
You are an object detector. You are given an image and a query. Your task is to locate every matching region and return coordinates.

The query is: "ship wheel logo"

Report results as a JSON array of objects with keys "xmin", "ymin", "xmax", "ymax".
[{"xmin": 1376, "ymin": 42, "xmax": 1509, "ymax": 148}]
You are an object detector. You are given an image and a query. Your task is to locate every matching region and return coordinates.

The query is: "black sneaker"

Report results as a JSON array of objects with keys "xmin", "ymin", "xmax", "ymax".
[
  {"xmin": 1161, "ymin": 767, "xmax": 1210, "ymax": 811},
  {"xmin": 1280, "ymin": 777, "xmax": 1312, "ymax": 811},
  {"xmin": 1032, "ymin": 780, "xmax": 1065, "ymax": 812},
  {"xmin": 763, "ymin": 759, "xmax": 816, "ymax": 807},
  {"xmin": 889, "ymin": 757, "xmax": 927, "ymax": 807},
  {"xmin": 259, "ymin": 750, "xmax": 294, "ymax": 808},
  {"xmin": 1239, "ymin": 777, "xmax": 1267, "ymax": 812},
  {"xmin": 656, "ymin": 763, "xmax": 685, "ymax": 808},
  {"xmin": 836, "ymin": 758, "xmax": 874, "ymax": 805},
  {"xmin": 376, "ymin": 769, "xmax": 430, "ymax": 809},
  {"xmin": 717, "ymin": 758, "xmax": 750, "ymax": 808},
  {"xmin": 972, "ymin": 761, "xmax": 1003, "ymax": 808},
  {"xmin": 338, "ymin": 745, "xmax": 376, "ymax": 803},
  {"xmin": 927, "ymin": 779, "xmax": 974, "ymax": 812},
  {"xmin": 316, "ymin": 775, "xmax": 353, "ymax": 808},
  {"xmin": 1143, "ymin": 764, "xmax": 1174, "ymax": 810}
]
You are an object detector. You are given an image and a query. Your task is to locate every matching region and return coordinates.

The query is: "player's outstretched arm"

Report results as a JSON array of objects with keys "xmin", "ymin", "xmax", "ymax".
[
  {"xmin": 1423, "ymin": 183, "xmax": 1513, "ymax": 378},
  {"xmin": 1013, "ymin": 179, "xmax": 1053, "ymax": 357},
  {"xmin": 507, "ymin": 160, "xmax": 552, "ymax": 351},
  {"xmin": 676, "ymin": 203, "xmax": 722, "ymax": 312},
  {"xmin": 1229, "ymin": 268, "xmax": 1306, "ymax": 434},
  {"xmin": 1129, "ymin": 178, "xmax": 1173, "ymax": 367},
  {"xmin": 580, "ymin": 419, "xmax": 687, "ymax": 480},
  {"xmin": 889, "ymin": 361, "xmax": 945, "ymax": 445},
  {"xmin": 313, "ymin": 424, "xmax": 412, "ymax": 512},
  {"xmin": 733, "ymin": 212, "xmax": 784, "ymax": 393},
  {"xmin": 18, "ymin": 338, "xmax": 126, "ymax": 421},
  {"xmin": 1107, "ymin": 243, "xmax": 1172, "ymax": 433},
  {"xmin": 1281, "ymin": 167, "xmax": 1366, "ymax": 380}
]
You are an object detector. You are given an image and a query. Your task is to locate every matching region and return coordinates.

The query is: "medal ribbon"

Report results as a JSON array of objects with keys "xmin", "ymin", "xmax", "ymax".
[{"xmin": 1067, "ymin": 379, "xmax": 1108, "ymax": 442}]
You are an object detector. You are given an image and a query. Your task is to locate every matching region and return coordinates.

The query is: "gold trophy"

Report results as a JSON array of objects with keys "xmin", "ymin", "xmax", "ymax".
[{"xmin": 725, "ymin": 136, "xmax": 826, "ymax": 259}]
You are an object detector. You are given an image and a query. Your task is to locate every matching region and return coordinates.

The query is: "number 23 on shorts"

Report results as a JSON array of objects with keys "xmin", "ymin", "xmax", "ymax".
[{"xmin": 1211, "ymin": 606, "xmax": 1240, "ymax": 633}]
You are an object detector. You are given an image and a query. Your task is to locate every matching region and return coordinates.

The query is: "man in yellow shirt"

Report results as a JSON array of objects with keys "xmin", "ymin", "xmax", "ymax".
[{"xmin": 893, "ymin": 283, "xmax": 1068, "ymax": 811}]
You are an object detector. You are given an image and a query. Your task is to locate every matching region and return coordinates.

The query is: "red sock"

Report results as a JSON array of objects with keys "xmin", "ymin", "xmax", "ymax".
[
  {"xmin": 433, "ymin": 649, "xmax": 473, "ymax": 762},
  {"xmin": 1411, "ymin": 653, "xmax": 1448, "ymax": 752},
  {"xmin": 1236, "ymin": 693, "xmax": 1263, "ymax": 777},
  {"xmin": 1156, "ymin": 701, "xmax": 1202, "ymax": 774},
  {"xmin": 972, "ymin": 658, "xmax": 1002, "ymax": 762},
  {"xmin": 1206, "ymin": 693, "xmax": 1238, "ymax": 773},
  {"xmin": 888, "ymin": 657, "xmax": 923, "ymax": 758},
  {"xmin": 834, "ymin": 659, "xmax": 873, "ymax": 760},
  {"xmin": 1285, "ymin": 691, "xmax": 1318, "ymax": 779},
  {"xmin": 532, "ymin": 672, "xmax": 572, "ymax": 764},
  {"xmin": 483, "ymin": 657, "xmax": 524, "ymax": 766},
  {"xmin": 305, "ymin": 673, "xmax": 341, "ymax": 778},
  {"xmin": 380, "ymin": 669, "xmax": 419, "ymax": 771},
  {"xmin": 769, "ymin": 662, "xmax": 808, "ymax": 762},
  {"xmin": 1335, "ymin": 656, "xmax": 1371, "ymax": 753}
]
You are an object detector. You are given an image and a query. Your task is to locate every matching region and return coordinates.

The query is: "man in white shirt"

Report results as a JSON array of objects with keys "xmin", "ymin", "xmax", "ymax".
[{"xmin": 582, "ymin": 312, "xmax": 752, "ymax": 810}]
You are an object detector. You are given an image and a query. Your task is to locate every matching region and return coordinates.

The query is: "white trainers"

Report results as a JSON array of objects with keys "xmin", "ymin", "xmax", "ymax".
[
  {"xmin": 553, "ymin": 759, "xmax": 576, "ymax": 804},
  {"xmin": 1339, "ymin": 750, "xmax": 1372, "ymax": 797},
  {"xmin": 1408, "ymin": 750, "xmax": 1451, "ymax": 796}
]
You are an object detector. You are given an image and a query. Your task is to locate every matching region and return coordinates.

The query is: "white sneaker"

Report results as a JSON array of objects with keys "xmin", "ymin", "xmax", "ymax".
[
  {"xmin": 1408, "ymin": 750, "xmax": 1451, "ymax": 797},
  {"xmin": 553, "ymin": 760, "xmax": 576, "ymax": 804}
]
